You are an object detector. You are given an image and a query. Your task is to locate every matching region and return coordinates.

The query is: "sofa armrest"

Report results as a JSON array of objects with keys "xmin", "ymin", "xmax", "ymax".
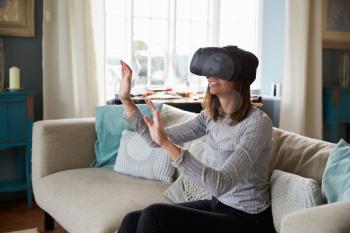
[
  {"xmin": 32, "ymin": 118, "xmax": 96, "ymax": 182},
  {"xmin": 281, "ymin": 201, "xmax": 350, "ymax": 233}
]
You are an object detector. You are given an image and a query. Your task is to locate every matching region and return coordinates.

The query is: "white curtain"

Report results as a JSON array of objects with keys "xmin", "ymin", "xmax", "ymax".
[
  {"xmin": 280, "ymin": 0, "xmax": 323, "ymax": 139},
  {"xmin": 43, "ymin": 0, "xmax": 105, "ymax": 119}
]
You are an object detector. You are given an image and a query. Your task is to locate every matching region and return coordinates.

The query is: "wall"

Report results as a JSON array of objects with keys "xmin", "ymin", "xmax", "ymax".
[
  {"xmin": 2, "ymin": 1, "xmax": 43, "ymax": 120},
  {"xmin": 260, "ymin": 0, "xmax": 285, "ymax": 96},
  {"xmin": 0, "ymin": 0, "xmax": 43, "ymax": 202}
]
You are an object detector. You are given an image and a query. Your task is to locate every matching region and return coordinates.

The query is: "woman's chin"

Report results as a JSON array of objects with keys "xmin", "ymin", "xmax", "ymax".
[{"xmin": 209, "ymin": 88, "xmax": 218, "ymax": 95}]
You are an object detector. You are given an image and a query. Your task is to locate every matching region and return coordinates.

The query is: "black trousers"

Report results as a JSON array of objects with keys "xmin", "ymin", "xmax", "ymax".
[{"xmin": 117, "ymin": 197, "xmax": 275, "ymax": 233}]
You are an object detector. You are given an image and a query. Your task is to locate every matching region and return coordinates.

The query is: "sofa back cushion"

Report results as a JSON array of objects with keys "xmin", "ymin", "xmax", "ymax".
[
  {"xmin": 160, "ymin": 106, "xmax": 335, "ymax": 186},
  {"xmin": 160, "ymin": 104, "xmax": 197, "ymax": 127},
  {"xmin": 270, "ymin": 127, "xmax": 335, "ymax": 185}
]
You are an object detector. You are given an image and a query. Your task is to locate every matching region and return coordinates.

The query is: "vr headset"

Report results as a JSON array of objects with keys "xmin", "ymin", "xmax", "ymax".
[{"xmin": 190, "ymin": 46, "xmax": 258, "ymax": 84}]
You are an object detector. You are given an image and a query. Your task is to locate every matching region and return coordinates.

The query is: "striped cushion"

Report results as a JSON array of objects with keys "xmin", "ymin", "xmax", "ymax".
[
  {"xmin": 270, "ymin": 170, "xmax": 323, "ymax": 233},
  {"xmin": 114, "ymin": 130, "xmax": 175, "ymax": 183}
]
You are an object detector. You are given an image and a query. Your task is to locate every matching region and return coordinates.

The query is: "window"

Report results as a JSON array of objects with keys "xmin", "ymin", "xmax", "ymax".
[{"xmin": 105, "ymin": 0, "xmax": 262, "ymax": 101}]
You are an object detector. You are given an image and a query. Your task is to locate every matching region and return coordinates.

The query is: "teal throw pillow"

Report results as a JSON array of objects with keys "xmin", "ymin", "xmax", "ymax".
[
  {"xmin": 91, "ymin": 103, "xmax": 163, "ymax": 168},
  {"xmin": 322, "ymin": 139, "xmax": 350, "ymax": 203}
]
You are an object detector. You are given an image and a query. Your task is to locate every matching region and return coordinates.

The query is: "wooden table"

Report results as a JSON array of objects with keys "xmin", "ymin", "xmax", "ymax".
[{"xmin": 107, "ymin": 96, "xmax": 203, "ymax": 113}]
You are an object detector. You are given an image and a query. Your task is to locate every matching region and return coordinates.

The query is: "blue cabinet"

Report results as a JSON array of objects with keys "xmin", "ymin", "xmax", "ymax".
[
  {"xmin": 0, "ymin": 90, "xmax": 34, "ymax": 208},
  {"xmin": 323, "ymin": 86, "xmax": 350, "ymax": 143}
]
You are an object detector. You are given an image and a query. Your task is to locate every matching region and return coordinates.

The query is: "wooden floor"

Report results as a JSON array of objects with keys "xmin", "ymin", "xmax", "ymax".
[{"xmin": 0, "ymin": 199, "xmax": 67, "ymax": 233}]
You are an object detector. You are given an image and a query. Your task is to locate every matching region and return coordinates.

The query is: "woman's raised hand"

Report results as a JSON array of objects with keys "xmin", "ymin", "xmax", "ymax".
[
  {"xmin": 143, "ymin": 99, "xmax": 169, "ymax": 147},
  {"xmin": 119, "ymin": 60, "xmax": 133, "ymax": 101}
]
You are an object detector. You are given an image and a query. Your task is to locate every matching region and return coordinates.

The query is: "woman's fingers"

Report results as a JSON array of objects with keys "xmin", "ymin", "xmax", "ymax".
[
  {"xmin": 145, "ymin": 99, "xmax": 157, "ymax": 111},
  {"xmin": 145, "ymin": 99, "xmax": 157, "ymax": 119},
  {"xmin": 120, "ymin": 60, "xmax": 125, "ymax": 76},
  {"xmin": 143, "ymin": 115, "xmax": 153, "ymax": 127},
  {"xmin": 121, "ymin": 59, "xmax": 130, "ymax": 68},
  {"xmin": 143, "ymin": 99, "xmax": 166, "ymax": 145},
  {"xmin": 119, "ymin": 60, "xmax": 133, "ymax": 99},
  {"xmin": 145, "ymin": 99, "xmax": 163, "ymax": 128},
  {"xmin": 120, "ymin": 60, "xmax": 132, "ymax": 78}
]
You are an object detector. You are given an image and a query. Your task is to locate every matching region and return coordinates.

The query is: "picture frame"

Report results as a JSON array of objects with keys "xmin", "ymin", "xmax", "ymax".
[
  {"xmin": 0, "ymin": 0, "xmax": 35, "ymax": 37},
  {"xmin": 322, "ymin": 0, "xmax": 350, "ymax": 49}
]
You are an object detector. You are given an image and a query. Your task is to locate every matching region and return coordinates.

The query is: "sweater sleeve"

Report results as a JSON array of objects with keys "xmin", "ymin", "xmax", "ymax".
[
  {"xmin": 173, "ymin": 114, "xmax": 273, "ymax": 196},
  {"xmin": 123, "ymin": 108, "xmax": 207, "ymax": 147}
]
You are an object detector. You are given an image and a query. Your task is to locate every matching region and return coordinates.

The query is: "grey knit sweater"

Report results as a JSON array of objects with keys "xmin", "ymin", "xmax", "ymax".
[{"xmin": 124, "ymin": 107, "xmax": 273, "ymax": 214}]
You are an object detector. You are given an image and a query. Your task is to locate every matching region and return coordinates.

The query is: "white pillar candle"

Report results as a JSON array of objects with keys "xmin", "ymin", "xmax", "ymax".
[{"xmin": 9, "ymin": 66, "xmax": 20, "ymax": 89}]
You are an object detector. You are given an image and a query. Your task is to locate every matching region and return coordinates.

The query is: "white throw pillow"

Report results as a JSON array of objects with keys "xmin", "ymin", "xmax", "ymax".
[
  {"xmin": 270, "ymin": 170, "xmax": 323, "ymax": 233},
  {"xmin": 114, "ymin": 130, "xmax": 175, "ymax": 183},
  {"xmin": 164, "ymin": 136, "xmax": 211, "ymax": 203}
]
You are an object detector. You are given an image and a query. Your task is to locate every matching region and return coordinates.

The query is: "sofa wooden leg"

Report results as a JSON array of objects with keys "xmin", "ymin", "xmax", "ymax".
[{"xmin": 44, "ymin": 211, "xmax": 55, "ymax": 231}]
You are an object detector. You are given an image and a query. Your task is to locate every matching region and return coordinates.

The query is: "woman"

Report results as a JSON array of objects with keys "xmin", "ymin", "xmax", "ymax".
[{"xmin": 117, "ymin": 46, "xmax": 275, "ymax": 233}]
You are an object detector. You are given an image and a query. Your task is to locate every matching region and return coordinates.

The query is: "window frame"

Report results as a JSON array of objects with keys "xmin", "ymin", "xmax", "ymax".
[{"xmin": 104, "ymin": 0, "xmax": 262, "ymax": 98}]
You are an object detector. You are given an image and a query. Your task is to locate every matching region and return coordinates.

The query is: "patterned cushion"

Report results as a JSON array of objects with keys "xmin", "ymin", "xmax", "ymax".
[
  {"xmin": 164, "ymin": 173, "xmax": 211, "ymax": 203},
  {"xmin": 270, "ymin": 169, "xmax": 323, "ymax": 233},
  {"xmin": 114, "ymin": 130, "xmax": 175, "ymax": 183}
]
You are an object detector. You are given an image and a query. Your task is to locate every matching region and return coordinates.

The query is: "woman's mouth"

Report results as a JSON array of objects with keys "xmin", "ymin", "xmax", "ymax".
[{"xmin": 209, "ymin": 81, "xmax": 218, "ymax": 87}]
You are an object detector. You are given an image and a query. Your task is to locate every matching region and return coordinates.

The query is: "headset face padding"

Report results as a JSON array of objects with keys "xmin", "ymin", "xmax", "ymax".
[
  {"xmin": 190, "ymin": 47, "xmax": 237, "ymax": 81},
  {"xmin": 190, "ymin": 46, "xmax": 258, "ymax": 84}
]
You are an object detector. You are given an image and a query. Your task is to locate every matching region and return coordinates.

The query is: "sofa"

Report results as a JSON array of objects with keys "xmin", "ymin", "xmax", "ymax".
[{"xmin": 32, "ymin": 104, "xmax": 350, "ymax": 233}]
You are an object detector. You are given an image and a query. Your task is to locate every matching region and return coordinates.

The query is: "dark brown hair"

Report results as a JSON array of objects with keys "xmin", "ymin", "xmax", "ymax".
[{"xmin": 202, "ymin": 79, "xmax": 259, "ymax": 124}]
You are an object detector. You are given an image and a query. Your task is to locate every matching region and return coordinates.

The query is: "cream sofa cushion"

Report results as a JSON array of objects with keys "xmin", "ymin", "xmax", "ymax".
[
  {"xmin": 34, "ymin": 168, "xmax": 172, "ymax": 233},
  {"xmin": 270, "ymin": 169, "xmax": 323, "ymax": 233},
  {"xmin": 160, "ymin": 104, "xmax": 197, "ymax": 128},
  {"xmin": 270, "ymin": 127, "xmax": 335, "ymax": 185}
]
